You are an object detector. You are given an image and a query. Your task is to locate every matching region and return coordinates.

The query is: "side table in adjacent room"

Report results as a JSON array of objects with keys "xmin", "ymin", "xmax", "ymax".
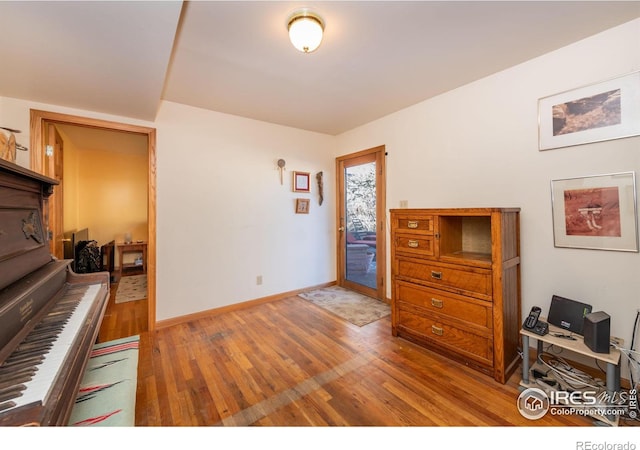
[{"xmin": 117, "ymin": 241, "xmax": 147, "ymax": 276}]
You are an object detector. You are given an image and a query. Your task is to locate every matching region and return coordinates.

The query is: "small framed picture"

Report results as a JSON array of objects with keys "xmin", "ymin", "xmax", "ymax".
[
  {"xmin": 550, "ymin": 172, "xmax": 638, "ymax": 252},
  {"xmin": 295, "ymin": 198, "xmax": 310, "ymax": 214},
  {"xmin": 293, "ymin": 171, "xmax": 310, "ymax": 192}
]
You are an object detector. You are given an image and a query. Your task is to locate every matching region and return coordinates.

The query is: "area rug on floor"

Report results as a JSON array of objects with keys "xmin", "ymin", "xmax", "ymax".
[
  {"xmin": 298, "ymin": 285, "xmax": 391, "ymax": 327},
  {"xmin": 68, "ymin": 335, "xmax": 140, "ymax": 427},
  {"xmin": 115, "ymin": 274, "xmax": 147, "ymax": 303}
]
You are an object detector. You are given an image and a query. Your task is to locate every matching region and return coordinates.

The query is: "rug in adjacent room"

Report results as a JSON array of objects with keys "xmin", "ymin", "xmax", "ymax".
[
  {"xmin": 298, "ymin": 285, "xmax": 391, "ymax": 327},
  {"xmin": 115, "ymin": 274, "xmax": 147, "ymax": 304},
  {"xmin": 68, "ymin": 335, "xmax": 140, "ymax": 427}
]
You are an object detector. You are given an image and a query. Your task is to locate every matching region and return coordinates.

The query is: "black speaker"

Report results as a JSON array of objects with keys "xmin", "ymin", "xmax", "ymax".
[{"xmin": 583, "ymin": 311, "xmax": 610, "ymax": 354}]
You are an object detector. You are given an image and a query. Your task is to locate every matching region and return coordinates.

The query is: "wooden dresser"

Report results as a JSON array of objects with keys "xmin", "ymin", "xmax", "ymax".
[{"xmin": 390, "ymin": 208, "xmax": 521, "ymax": 384}]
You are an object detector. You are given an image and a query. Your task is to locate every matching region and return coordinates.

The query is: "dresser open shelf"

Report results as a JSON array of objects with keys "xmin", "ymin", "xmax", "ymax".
[{"xmin": 439, "ymin": 215, "xmax": 492, "ymax": 264}]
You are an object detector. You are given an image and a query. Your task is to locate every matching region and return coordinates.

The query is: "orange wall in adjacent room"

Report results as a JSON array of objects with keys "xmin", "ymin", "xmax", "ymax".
[{"xmin": 74, "ymin": 149, "xmax": 148, "ymax": 247}]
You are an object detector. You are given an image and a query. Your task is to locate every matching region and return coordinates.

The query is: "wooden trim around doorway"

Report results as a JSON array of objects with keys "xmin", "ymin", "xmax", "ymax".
[{"xmin": 29, "ymin": 109, "xmax": 158, "ymax": 331}]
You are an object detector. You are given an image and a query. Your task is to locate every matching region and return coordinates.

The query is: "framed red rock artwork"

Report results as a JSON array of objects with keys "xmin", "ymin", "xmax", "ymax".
[{"xmin": 551, "ymin": 172, "xmax": 638, "ymax": 252}]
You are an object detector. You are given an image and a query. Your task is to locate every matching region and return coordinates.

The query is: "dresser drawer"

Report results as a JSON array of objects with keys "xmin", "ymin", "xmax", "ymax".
[
  {"xmin": 397, "ymin": 309, "xmax": 493, "ymax": 366},
  {"xmin": 393, "ymin": 214, "xmax": 434, "ymax": 235},
  {"xmin": 395, "ymin": 281, "xmax": 492, "ymax": 329},
  {"xmin": 394, "ymin": 234, "xmax": 435, "ymax": 258},
  {"xmin": 396, "ymin": 257, "xmax": 492, "ymax": 300}
]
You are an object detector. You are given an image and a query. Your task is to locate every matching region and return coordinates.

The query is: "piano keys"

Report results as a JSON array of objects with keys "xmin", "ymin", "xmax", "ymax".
[
  {"xmin": 0, "ymin": 158, "xmax": 109, "ymax": 426},
  {"xmin": 0, "ymin": 278, "xmax": 105, "ymax": 412}
]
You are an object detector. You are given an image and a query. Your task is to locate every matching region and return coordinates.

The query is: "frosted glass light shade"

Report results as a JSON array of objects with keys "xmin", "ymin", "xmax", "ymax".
[{"xmin": 287, "ymin": 11, "xmax": 324, "ymax": 53}]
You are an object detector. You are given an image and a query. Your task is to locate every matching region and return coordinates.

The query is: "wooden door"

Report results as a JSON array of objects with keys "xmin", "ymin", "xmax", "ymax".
[
  {"xmin": 45, "ymin": 123, "xmax": 64, "ymax": 259},
  {"xmin": 336, "ymin": 145, "xmax": 386, "ymax": 301}
]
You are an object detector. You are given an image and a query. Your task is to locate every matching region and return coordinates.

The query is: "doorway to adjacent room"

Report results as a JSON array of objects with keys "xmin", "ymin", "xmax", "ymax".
[{"xmin": 29, "ymin": 109, "xmax": 157, "ymax": 333}]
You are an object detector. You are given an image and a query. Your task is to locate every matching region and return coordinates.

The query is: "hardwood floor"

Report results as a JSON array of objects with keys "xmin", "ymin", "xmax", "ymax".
[
  {"xmin": 97, "ymin": 275, "xmax": 148, "ymax": 344},
  {"xmin": 97, "ymin": 283, "xmax": 635, "ymax": 427}
]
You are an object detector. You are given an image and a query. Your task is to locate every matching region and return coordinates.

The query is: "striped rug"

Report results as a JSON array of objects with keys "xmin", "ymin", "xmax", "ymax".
[{"xmin": 67, "ymin": 335, "xmax": 139, "ymax": 426}]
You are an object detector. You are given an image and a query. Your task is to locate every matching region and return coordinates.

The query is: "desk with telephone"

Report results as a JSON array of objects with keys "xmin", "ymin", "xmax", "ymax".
[{"xmin": 520, "ymin": 296, "xmax": 622, "ymax": 422}]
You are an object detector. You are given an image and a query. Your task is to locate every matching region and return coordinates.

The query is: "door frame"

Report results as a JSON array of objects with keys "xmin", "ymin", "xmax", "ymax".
[
  {"xmin": 336, "ymin": 145, "xmax": 386, "ymax": 301},
  {"xmin": 30, "ymin": 109, "xmax": 158, "ymax": 330},
  {"xmin": 46, "ymin": 123, "xmax": 65, "ymax": 260}
]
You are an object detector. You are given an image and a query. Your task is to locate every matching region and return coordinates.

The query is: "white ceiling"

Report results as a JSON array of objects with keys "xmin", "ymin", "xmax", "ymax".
[{"xmin": 1, "ymin": 1, "xmax": 639, "ymax": 138}]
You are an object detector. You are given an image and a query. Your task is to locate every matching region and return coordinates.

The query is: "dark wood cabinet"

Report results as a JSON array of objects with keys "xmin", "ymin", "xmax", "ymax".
[{"xmin": 390, "ymin": 208, "xmax": 521, "ymax": 384}]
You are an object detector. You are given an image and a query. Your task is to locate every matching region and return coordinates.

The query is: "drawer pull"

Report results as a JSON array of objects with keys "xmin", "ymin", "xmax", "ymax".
[
  {"xmin": 407, "ymin": 220, "xmax": 419, "ymax": 229},
  {"xmin": 431, "ymin": 298, "xmax": 443, "ymax": 308},
  {"xmin": 431, "ymin": 325, "xmax": 443, "ymax": 336},
  {"xmin": 407, "ymin": 239, "xmax": 419, "ymax": 248},
  {"xmin": 431, "ymin": 271, "xmax": 442, "ymax": 280}
]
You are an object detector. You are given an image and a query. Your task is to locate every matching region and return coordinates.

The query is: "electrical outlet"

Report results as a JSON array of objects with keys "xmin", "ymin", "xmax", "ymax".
[
  {"xmin": 256, "ymin": 275, "xmax": 263, "ymax": 285},
  {"xmin": 399, "ymin": 200, "xmax": 408, "ymax": 208}
]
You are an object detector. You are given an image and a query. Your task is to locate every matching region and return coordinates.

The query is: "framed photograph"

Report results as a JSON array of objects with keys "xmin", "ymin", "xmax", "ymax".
[
  {"xmin": 551, "ymin": 172, "xmax": 638, "ymax": 252},
  {"xmin": 295, "ymin": 198, "xmax": 310, "ymax": 214},
  {"xmin": 538, "ymin": 71, "xmax": 640, "ymax": 151},
  {"xmin": 293, "ymin": 171, "xmax": 310, "ymax": 192}
]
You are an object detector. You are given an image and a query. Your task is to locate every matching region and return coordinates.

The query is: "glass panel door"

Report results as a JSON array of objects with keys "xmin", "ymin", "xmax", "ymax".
[
  {"xmin": 345, "ymin": 161, "xmax": 377, "ymax": 289},
  {"xmin": 336, "ymin": 146, "xmax": 385, "ymax": 300}
]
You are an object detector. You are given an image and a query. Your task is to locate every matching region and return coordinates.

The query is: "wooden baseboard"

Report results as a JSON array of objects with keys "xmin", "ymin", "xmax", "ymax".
[{"xmin": 155, "ymin": 281, "xmax": 337, "ymax": 330}]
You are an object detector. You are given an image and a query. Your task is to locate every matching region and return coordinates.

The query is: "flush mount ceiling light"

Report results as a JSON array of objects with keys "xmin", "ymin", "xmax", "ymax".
[{"xmin": 287, "ymin": 9, "xmax": 324, "ymax": 53}]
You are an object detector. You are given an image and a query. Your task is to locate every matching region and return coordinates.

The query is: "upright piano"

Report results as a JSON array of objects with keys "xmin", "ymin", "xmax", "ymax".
[{"xmin": 0, "ymin": 158, "xmax": 109, "ymax": 426}]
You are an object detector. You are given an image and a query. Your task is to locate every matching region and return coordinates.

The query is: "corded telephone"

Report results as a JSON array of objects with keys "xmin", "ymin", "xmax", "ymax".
[{"xmin": 523, "ymin": 306, "xmax": 549, "ymax": 336}]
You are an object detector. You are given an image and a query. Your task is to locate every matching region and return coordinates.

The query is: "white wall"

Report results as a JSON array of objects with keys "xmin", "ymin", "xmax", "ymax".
[
  {"xmin": 0, "ymin": 97, "xmax": 336, "ymax": 322},
  {"xmin": 154, "ymin": 101, "xmax": 335, "ymax": 320},
  {"xmin": 336, "ymin": 20, "xmax": 640, "ymax": 365}
]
